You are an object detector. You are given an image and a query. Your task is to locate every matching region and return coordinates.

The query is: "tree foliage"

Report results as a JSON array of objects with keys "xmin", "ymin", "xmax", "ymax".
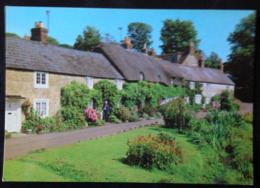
[
  {"xmin": 160, "ymin": 19, "xmax": 200, "ymax": 54},
  {"xmin": 101, "ymin": 33, "xmax": 117, "ymax": 44},
  {"xmin": 47, "ymin": 36, "xmax": 59, "ymax": 46},
  {"xmin": 59, "ymin": 44, "xmax": 73, "ymax": 49},
  {"xmin": 225, "ymin": 13, "xmax": 256, "ymax": 102},
  {"xmin": 127, "ymin": 22, "xmax": 153, "ymax": 52},
  {"xmin": 6, "ymin": 32, "xmax": 21, "ymax": 38},
  {"xmin": 205, "ymin": 52, "xmax": 221, "ymax": 69},
  {"xmin": 73, "ymin": 26, "xmax": 101, "ymax": 51}
]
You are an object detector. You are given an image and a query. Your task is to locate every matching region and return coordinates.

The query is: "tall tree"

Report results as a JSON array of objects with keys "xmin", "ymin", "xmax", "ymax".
[
  {"xmin": 127, "ymin": 22, "xmax": 153, "ymax": 52},
  {"xmin": 225, "ymin": 13, "xmax": 256, "ymax": 102},
  {"xmin": 73, "ymin": 26, "xmax": 101, "ymax": 52},
  {"xmin": 160, "ymin": 19, "xmax": 200, "ymax": 54},
  {"xmin": 205, "ymin": 52, "xmax": 221, "ymax": 68},
  {"xmin": 101, "ymin": 33, "xmax": 117, "ymax": 44}
]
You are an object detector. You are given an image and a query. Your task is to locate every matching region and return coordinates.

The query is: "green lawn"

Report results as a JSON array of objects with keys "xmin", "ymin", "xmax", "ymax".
[{"xmin": 3, "ymin": 125, "xmax": 231, "ymax": 183}]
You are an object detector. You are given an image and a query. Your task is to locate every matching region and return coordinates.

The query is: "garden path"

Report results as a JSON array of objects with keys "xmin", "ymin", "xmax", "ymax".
[{"xmin": 4, "ymin": 118, "xmax": 164, "ymax": 160}]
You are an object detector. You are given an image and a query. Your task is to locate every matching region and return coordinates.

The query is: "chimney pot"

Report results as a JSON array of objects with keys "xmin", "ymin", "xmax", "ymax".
[
  {"xmin": 122, "ymin": 37, "xmax": 133, "ymax": 49},
  {"xmin": 189, "ymin": 41, "xmax": 195, "ymax": 55},
  {"xmin": 31, "ymin": 21, "xmax": 48, "ymax": 44},
  {"xmin": 24, "ymin": 34, "xmax": 30, "ymax": 40},
  {"xmin": 151, "ymin": 48, "xmax": 156, "ymax": 57},
  {"xmin": 142, "ymin": 43, "xmax": 148, "ymax": 55}
]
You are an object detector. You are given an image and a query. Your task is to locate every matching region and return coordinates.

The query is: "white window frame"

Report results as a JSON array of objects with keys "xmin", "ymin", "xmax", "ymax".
[
  {"xmin": 33, "ymin": 99, "xmax": 49, "ymax": 118},
  {"xmin": 140, "ymin": 72, "xmax": 144, "ymax": 81},
  {"xmin": 34, "ymin": 71, "xmax": 48, "ymax": 88},
  {"xmin": 89, "ymin": 99, "xmax": 94, "ymax": 109},
  {"xmin": 190, "ymin": 82, "xmax": 195, "ymax": 89},
  {"xmin": 170, "ymin": 78, "xmax": 174, "ymax": 85},
  {"xmin": 115, "ymin": 79, "xmax": 123, "ymax": 90},
  {"xmin": 206, "ymin": 83, "xmax": 211, "ymax": 91},
  {"xmin": 86, "ymin": 77, "xmax": 93, "ymax": 89}
]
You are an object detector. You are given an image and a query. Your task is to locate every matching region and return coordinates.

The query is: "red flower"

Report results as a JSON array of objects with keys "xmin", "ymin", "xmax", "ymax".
[{"xmin": 57, "ymin": 119, "xmax": 60, "ymax": 123}]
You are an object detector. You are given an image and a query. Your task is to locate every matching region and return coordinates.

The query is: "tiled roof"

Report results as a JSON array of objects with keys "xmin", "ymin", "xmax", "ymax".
[{"xmin": 6, "ymin": 37, "xmax": 124, "ymax": 79}]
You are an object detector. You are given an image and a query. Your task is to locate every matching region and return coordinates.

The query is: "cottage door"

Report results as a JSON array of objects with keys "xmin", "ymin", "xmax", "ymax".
[{"xmin": 5, "ymin": 100, "xmax": 19, "ymax": 132}]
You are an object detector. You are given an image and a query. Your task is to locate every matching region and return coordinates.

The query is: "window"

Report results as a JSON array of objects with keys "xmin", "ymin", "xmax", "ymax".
[
  {"xmin": 226, "ymin": 86, "xmax": 230, "ymax": 91},
  {"xmin": 89, "ymin": 99, "xmax": 93, "ymax": 109},
  {"xmin": 115, "ymin": 79, "xmax": 123, "ymax": 90},
  {"xmin": 190, "ymin": 82, "xmax": 195, "ymax": 89},
  {"xmin": 34, "ymin": 99, "xmax": 49, "ymax": 118},
  {"xmin": 34, "ymin": 72, "xmax": 48, "ymax": 88},
  {"xmin": 140, "ymin": 72, "xmax": 144, "ymax": 80},
  {"xmin": 86, "ymin": 77, "xmax": 93, "ymax": 89},
  {"xmin": 170, "ymin": 78, "xmax": 174, "ymax": 84},
  {"xmin": 206, "ymin": 83, "xmax": 211, "ymax": 90}
]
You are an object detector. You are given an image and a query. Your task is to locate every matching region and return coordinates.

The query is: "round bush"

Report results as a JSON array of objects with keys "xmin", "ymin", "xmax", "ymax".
[{"xmin": 115, "ymin": 105, "xmax": 131, "ymax": 122}]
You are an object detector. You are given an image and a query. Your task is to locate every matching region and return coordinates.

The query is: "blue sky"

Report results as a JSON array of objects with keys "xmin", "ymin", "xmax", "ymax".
[{"xmin": 5, "ymin": 7, "xmax": 254, "ymax": 62}]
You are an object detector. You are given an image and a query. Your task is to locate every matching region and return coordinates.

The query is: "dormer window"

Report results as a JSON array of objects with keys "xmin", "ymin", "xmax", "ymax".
[
  {"xmin": 34, "ymin": 71, "xmax": 48, "ymax": 88},
  {"xmin": 86, "ymin": 77, "xmax": 93, "ymax": 89},
  {"xmin": 170, "ymin": 78, "xmax": 174, "ymax": 84},
  {"xmin": 158, "ymin": 75, "xmax": 161, "ymax": 82},
  {"xmin": 140, "ymin": 72, "xmax": 144, "ymax": 81}
]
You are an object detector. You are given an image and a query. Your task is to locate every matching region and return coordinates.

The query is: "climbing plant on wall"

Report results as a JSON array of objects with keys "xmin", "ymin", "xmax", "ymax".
[
  {"xmin": 122, "ymin": 81, "xmax": 185, "ymax": 110},
  {"xmin": 93, "ymin": 79, "xmax": 121, "ymax": 114}
]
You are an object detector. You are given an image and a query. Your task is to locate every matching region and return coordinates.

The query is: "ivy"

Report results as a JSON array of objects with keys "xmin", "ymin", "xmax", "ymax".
[
  {"xmin": 94, "ymin": 79, "xmax": 121, "ymax": 114},
  {"xmin": 122, "ymin": 81, "xmax": 185, "ymax": 110},
  {"xmin": 184, "ymin": 81, "xmax": 203, "ymax": 105}
]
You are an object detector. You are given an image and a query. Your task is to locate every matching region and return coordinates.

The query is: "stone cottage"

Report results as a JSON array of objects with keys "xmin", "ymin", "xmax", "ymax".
[{"xmin": 5, "ymin": 22, "xmax": 124, "ymax": 132}]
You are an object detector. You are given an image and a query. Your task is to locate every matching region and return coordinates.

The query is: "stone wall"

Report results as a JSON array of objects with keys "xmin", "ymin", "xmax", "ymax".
[
  {"xmin": 6, "ymin": 69, "xmax": 119, "ymax": 119},
  {"xmin": 201, "ymin": 82, "xmax": 235, "ymax": 98}
]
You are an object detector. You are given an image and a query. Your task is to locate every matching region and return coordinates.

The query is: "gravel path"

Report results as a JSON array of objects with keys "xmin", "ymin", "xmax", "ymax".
[{"xmin": 4, "ymin": 118, "xmax": 164, "ymax": 160}]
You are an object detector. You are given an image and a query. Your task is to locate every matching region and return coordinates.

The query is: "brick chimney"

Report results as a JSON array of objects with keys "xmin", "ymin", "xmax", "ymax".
[
  {"xmin": 189, "ymin": 41, "xmax": 195, "ymax": 55},
  {"xmin": 122, "ymin": 37, "xmax": 133, "ymax": 50},
  {"xmin": 31, "ymin": 21, "xmax": 48, "ymax": 44},
  {"xmin": 151, "ymin": 48, "xmax": 156, "ymax": 57},
  {"xmin": 198, "ymin": 50, "xmax": 205, "ymax": 68},
  {"xmin": 219, "ymin": 59, "xmax": 224, "ymax": 72},
  {"xmin": 141, "ymin": 43, "xmax": 148, "ymax": 55}
]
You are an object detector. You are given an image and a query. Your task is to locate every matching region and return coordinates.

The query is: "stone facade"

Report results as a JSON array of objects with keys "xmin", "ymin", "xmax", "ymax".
[{"xmin": 6, "ymin": 69, "xmax": 120, "ymax": 119}]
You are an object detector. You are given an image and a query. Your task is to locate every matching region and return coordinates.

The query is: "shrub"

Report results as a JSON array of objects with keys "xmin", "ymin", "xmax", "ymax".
[
  {"xmin": 129, "ymin": 111, "xmax": 140, "ymax": 122},
  {"xmin": 156, "ymin": 132, "xmax": 175, "ymax": 142},
  {"xmin": 220, "ymin": 90, "xmax": 240, "ymax": 112},
  {"xmin": 108, "ymin": 114, "xmax": 122, "ymax": 124},
  {"xmin": 126, "ymin": 133, "xmax": 183, "ymax": 170},
  {"xmin": 22, "ymin": 108, "xmax": 45, "ymax": 134},
  {"xmin": 155, "ymin": 112, "xmax": 162, "ymax": 118},
  {"xmin": 242, "ymin": 113, "xmax": 253, "ymax": 123},
  {"xmin": 58, "ymin": 107, "xmax": 86, "ymax": 128},
  {"xmin": 84, "ymin": 108, "xmax": 98, "ymax": 122},
  {"xmin": 141, "ymin": 104, "xmax": 157, "ymax": 117},
  {"xmin": 91, "ymin": 119, "xmax": 105, "ymax": 126},
  {"xmin": 115, "ymin": 105, "xmax": 131, "ymax": 122},
  {"xmin": 141, "ymin": 113, "xmax": 149, "ymax": 120},
  {"xmin": 160, "ymin": 97, "xmax": 191, "ymax": 133},
  {"xmin": 61, "ymin": 81, "xmax": 91, "ymax": 112}
]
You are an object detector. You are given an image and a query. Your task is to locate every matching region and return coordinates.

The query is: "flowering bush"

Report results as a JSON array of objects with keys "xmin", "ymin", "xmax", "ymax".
[
  {"xmin": 126, "ymin": 133, "xmax": 183, "ymax": 170},
  {"xmin": 84, "ymin": 108, "xmax": 98, "ymax": 122},
  {"xmin": 21, "ymin": 99, "xmax": 32, "ymax": 116}
]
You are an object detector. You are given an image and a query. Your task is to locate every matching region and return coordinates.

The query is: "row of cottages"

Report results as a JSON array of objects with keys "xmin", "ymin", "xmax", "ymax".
[
  {"xmin": 95, "ymin": 38, "xmax": 235, "ymax": 104},
  {"xmin": 5, "ymin": 22, "xmax": 234, "ymax": 132},
  {"xmin": 5, "ymin": 22, "xmax": 124, "ymax": 132}
]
